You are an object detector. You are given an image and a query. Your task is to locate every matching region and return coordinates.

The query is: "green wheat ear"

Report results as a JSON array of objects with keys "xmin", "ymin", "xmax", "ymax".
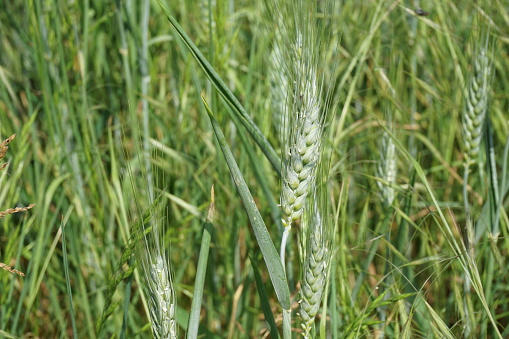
[
  {"xmin": 146, "ymin": 254, "xmax": 177, "ymax": 339},
  {"xmin": 463, "ymin": 46, "xmax": 491, "ymax": 168},
  {"xmin": 377, "ymin": 131, "xmax": 397, "ymax": 207},
  {"xmin": 280, "ymin": 40, "xmax": 325, "ymax": 230},
  {"xmin": 298, "ymin": 179, "xmax": 331, "ymax": 338},
  {"xmin": 135, "ymin": 197, "xmax": 177, "ymax": 339}
]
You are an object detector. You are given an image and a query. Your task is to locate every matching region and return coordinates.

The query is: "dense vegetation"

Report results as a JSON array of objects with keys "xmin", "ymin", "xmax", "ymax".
[{"xmin": 1, "ymin": 0, "xmax": 509, "ymax": 338}]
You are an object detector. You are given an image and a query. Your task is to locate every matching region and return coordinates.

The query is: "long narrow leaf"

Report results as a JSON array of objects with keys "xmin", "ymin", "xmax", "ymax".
[
  {"xmin": 187, "ymin": 187, "xmax": 215, "ymax": 339},
  {"xmin": 61, "ymin": 217, "xmax": 78, "ymax": 339},
  {"xmin": 157, "ymin": 0, "xmax": 281, "ymax": 176},
  {"xmin": 250, "ymin": 255, "xmax": 279, "ymax": 339},
  {"xmin": 202, "ymin": 95, "xmax": 290, "ymax": 310}
]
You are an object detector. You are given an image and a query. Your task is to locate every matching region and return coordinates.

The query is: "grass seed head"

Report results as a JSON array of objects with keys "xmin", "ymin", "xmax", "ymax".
[
  {"xmin": 0, "ymin": 262, "xmax": 25, "ymax": 277},
  {"xmin": 135, "ymin": 199, "xmax": 177, "ymax": 339},
  {"xmin": 377, "ymin": 131, "xmax": 397, "ymax": 206},
  {"xmin": 299, "ymin": 196, "xmax": 330, "ymax": 338},
  {"xmin": 145, "ymin": 254, "xmax": 177, "ymax": 339},
  {"xmin": 281, "ymin": 65, "xmax": 324, "ymax": 228},
  {"xmin": 463, "ymin": 46, "xmax": 491, "ymax": 167}
]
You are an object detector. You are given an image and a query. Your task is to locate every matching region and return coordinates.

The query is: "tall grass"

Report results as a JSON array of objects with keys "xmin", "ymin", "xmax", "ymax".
[{"xmin": 1, "ymin": 1, "xmax": 509, "ymax": 338}]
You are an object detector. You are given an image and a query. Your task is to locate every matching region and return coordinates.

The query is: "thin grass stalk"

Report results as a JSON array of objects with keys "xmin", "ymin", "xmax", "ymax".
[
  {"xmin": 250, "ymin": 255, "xmax": 280, "ymax": 339},
  {"xmin": 121, "ymin": 256, "xmax": 135, "ymax": 339},
  {"xmin": 384, "ymin": 124, "xmax": 503, "ymax": 338},
  {"xmin": 140, "ymin": 0, "xmax": 154, "ymax": 201},
  {"xmin": 351, "ymin": 212, "xmax": 391, "ymax": 303},
  {"xmin": 495, "ymin": 135, "xmax": 509, "ymax": 234},
  {"xmin": 60, "ymin": 220, "xmax": 78, "ymax": 339},
  {"xmin": 480, "ymin": 114, "xmax": 499, "ymax": 338},
  {"xmin": 187, "ymin": 187, "xmax": 215, "ymax": 339}
]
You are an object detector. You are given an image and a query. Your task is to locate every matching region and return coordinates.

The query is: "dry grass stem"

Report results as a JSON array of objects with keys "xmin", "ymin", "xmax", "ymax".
[
  {"xmin": 0, "ymin": 204, "xmax": 35, "ymax": 218},
  {"xmin": 0, "ymin": 134, "xmax": 16, "ymax": 160},
  {"xmin": 0, "ymin": 262, "xmax": 25, "ymax": 277}
]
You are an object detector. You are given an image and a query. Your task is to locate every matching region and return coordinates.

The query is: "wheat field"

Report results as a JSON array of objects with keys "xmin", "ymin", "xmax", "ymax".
[{"xmin": 1, "ymin": 0, "xmax": 509, "ymax": 338}]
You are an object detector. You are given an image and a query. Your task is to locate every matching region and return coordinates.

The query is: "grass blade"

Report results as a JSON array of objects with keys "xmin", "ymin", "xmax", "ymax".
[
  {"xmin": 187, "ymin": 187, "xmax": 215, "ymax": 339},
  {"xmin": 60, "ymin": 215, "xmax": 78, "ymax": 339},
  {"xmin": 250, "ymin": 255, "xmax": 279, "ymax": 339},
  {"xmin": 202, "ymin": 95, "xmax": 290, "ymax": 310}
]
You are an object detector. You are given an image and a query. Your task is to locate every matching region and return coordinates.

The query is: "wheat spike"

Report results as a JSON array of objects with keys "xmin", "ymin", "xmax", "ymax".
[
  {"xmin": 136, "ymin": 198, "xmax": 177, "ymax": 339},
  {"xmin": 463, "ymin": 47, "xmax": 491, "ymax": 167},
  {"xmin": 145, "ymin": 254, "xmax": 177, "ymax": 339},
  {"xmin": 269, "ymin": 42, "xmax": 289, "ymax": 143},
  {"xmin": 377, "ymin": 131, "xmax": 397, "ymax": 206},
  {"xmin": 299, "ymin": 197, "xmax": 329, "ymax": 338},
  {"xmin": 281, "ymin": 37, "xmax": 324, "ymax": 229}
]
